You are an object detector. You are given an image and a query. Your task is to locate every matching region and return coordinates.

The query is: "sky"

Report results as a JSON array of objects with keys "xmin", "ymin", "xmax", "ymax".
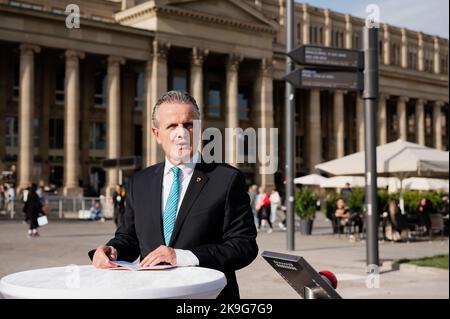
[{"xmin": 296, "ymin": 0, "xmax": 449, "ymax": 38}]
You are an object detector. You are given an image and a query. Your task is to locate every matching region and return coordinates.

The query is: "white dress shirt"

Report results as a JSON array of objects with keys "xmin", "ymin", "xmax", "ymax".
[{"xmin": 162, "ymin": 152, "xmax": 200, "ymax": 267}]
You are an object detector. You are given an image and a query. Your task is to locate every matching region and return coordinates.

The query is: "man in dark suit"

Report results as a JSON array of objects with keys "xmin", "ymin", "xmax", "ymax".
[{"xmin": 90, "ymin": 91, "xmax": 258, "ymax": 299}]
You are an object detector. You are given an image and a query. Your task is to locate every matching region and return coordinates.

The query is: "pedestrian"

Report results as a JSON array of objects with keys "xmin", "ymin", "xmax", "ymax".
[
  {"xmin": 417, "ymin": 197, "xmax": 434, "ymax": 235},
  {"xmin": 22, "ymin": 183, "xmax": 44, "ymax": 238},
  {"xmin": 248, "ymin": 184, "xmax": 258, "ymax": 226},
  {"xmin": 256, "ymin": 187, "xmax": 273, "ymax": 233},
  {"xmin": 269, "ymin": 188, "xmax": 281, "ymax": 224},
  {"xmin": 0, "ymin": 184, "xmax": 5, "ymax": 214},
  {"xmin": 5, "ymin": 184, "xmax": 15, "ymax": 216},
  {"xmin": 112, "ymin": 184, "xmax": 126, "ymax": 227},
  {"xmin": 340, "ymin": 182, "xmax": 352, "ymax": 202}
]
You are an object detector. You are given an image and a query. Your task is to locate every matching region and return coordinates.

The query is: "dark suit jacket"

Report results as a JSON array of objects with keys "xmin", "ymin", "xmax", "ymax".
[{"xmin": 89, "ymin": 160, "xmax": 258, "ymax": 299}]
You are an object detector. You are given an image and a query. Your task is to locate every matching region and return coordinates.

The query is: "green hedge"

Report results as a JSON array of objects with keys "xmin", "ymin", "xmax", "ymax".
[{"xmin": 322, "ymin": 189, "xmax": 448, "ymax": 215}]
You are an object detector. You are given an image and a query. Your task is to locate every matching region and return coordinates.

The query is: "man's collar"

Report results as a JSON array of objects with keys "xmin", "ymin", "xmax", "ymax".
[{"xmin": 164, "ymin": 152, "xmax": 200, "ymax": 176}]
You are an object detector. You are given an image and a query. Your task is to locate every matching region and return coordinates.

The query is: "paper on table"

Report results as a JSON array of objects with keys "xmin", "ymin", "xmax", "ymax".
[{"xmin": 109, "ymin": 260, "xmax": 176, "ymax": 271}]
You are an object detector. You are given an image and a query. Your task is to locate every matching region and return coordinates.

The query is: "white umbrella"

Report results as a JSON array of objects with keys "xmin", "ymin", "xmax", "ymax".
[
  {"xmin": 315, "ymin": 140, "xmax": 449, "ymax": 213},
  {"xmin": 294, "ymin": 174, "xmax": 328, "ymax": 185},
  {"xmin": 320, "ymin": 176, "xmax": 365, "ymax": 188},
  {"xmin": 402, "ymin": 178, "xmax": 449, "ymax": 192},
  {"xmin": 315, "ymin": 139, "xmax": 449, "ymax": 178},
  {"xmin": 319, "ymin": 176, "xmax": 393, "ymax": 188}
]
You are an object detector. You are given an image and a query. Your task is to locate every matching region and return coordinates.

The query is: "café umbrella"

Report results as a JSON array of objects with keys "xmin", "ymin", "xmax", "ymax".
[{"xmin": 315, "ymin": 140, "xmax": 449, "ymax": 212}]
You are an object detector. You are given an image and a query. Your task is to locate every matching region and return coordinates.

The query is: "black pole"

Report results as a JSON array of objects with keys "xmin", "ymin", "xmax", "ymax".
[
  {"xmin": 363, "ymin": 27, "xmax": 379, "ymax": 267},
  {"xmin": 285, "ymin": 0, "xmax": 295, "ymax": 251}
]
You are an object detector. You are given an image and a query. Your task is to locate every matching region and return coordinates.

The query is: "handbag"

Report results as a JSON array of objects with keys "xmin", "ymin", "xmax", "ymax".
[{"xmin": 37, "ymin": 215, "xmax": 48, "ymax": 226}]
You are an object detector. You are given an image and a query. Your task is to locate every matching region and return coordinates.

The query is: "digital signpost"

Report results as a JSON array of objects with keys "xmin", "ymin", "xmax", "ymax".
[
  {"xmin": 284, "ymin": 26, "xmax": 380, "ymax": 267},
  {"xmin": 284, "ymin": 45, "xmax": 364, "ymax": 91}
]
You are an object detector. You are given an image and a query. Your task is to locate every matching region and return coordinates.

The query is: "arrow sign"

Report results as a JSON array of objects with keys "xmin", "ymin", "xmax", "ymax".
[
  {"xmin": 284, "ymin": 68, "xmax": 364, "ymax": 91},
  {"xmin": 288, "ymin": 45, "xmax": 364, "ymax": 69}
]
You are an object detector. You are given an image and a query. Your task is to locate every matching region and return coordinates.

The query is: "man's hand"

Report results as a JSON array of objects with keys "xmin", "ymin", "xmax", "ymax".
[
  {"xmin": 139, "ymin": 245, "xmax": 176, "ymax": 267},
  {"xmin": 92, "ymin": 245, "xmax": 118, "ymax": 269}
]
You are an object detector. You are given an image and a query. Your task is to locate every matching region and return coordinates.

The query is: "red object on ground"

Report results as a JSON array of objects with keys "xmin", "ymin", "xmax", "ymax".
[{"xmin": 319, "ymin": 270, "xmax": 338, "ymax": 289}]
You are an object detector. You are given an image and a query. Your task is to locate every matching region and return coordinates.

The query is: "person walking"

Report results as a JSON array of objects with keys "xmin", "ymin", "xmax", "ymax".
[
  {"xmin": 269, "ymin": 189, "xmax": 281, "ymax": 225},
  {"xmin": 5, "ymin": 184, "xmax": 15, "ymax": 216},
  {"xmin": 112, "ymin": 184, "xmax": 126, "ymax": 227},
  {"xmin": 22, "ymin": 183, "xmax": 43, "ymax": 238},
  {"xmin": 248, "ymin": 184, "xmax": 258, "ymax": 226},
  {"xmin": 256, "ymin": 187, "xmax": 273, "ymax": 233}
]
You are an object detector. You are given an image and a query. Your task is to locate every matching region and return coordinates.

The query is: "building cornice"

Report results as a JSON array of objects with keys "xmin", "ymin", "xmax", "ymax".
[{"xmin": 116, "ymin": 2, "xmax": 277, "ymax": 34}]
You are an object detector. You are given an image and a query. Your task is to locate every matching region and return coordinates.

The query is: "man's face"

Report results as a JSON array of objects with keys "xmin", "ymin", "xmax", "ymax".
[{"xmin": 152, "ymin": 102, "xmax": 198, "ymax": 165}]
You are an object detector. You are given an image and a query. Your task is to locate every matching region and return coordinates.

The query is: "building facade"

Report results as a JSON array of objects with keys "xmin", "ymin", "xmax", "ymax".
[{"xmin": 0, "ymin": 0, "xmax": 448, "ymax": 196}]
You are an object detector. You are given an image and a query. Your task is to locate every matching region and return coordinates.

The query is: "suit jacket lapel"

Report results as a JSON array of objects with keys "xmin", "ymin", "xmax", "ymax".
[
  {"xmin": 169, "ymin": 162, "xmax": 209, "ymax": 246},
  {"xmin": 148, "ymin": 162, "xmax": 165, "ymax": 245}
]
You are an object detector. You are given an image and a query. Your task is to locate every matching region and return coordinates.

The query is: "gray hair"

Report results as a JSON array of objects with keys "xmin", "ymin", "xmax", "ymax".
[{"xmin": 152, "ymin": 91, "xmax": 200, "ymax": 127}]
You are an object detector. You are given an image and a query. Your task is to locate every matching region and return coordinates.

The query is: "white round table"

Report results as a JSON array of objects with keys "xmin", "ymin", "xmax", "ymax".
[{"xmin": 0, "ymin": 265, "xmax": 227, "ymax": 299}]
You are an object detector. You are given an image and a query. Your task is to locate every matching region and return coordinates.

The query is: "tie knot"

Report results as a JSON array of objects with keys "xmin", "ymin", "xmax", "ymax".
[{"xmin": 170, "ymin": 166, "xmax": 181, "ymax": 178}]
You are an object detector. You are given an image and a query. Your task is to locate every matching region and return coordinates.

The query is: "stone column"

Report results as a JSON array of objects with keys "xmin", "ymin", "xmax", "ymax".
[
  {"xmin": 0, "ymin": 45, "xmax": 7, "ymax": 171},
  {"xmin": 225, "ymin": 53, "xmax": 242, "ymax": 166},
  {"xmin": 63, "ymin": 50, "xmax": 85, "ymax": 196},
  {"xmin": 418, "ymin": 32, "xmax": 425, "ymax": 72},
  {"xmin": 278, "ymin": 0, "xmax": 284, "ymax": 26},
  {"xmin": 254, "ymin": 58, "xmax": 275, "ymax": 191},
  {"xmin": 190, "ymin": 47, "xmax": 208, "ymax": 125},
  {"xmin": 18, "ymin": 44, "xmax": 40, "ymax": 191},
  {"xmin": 401, "ymin": 28, "xmax": 408, "ymax": 69},
  {"xmin": 324, "ymin": 9, "xmax": 332, "ymax": 47},
  {"xmin": 382, "ymin": 24, "xmax": 390, "ymax": 65},
  {"xmin": 334, "ymin": 90, "xmax": 345, "ymax": 158},
  {"xmin": 397, "ymin": 96, "xmax": 409, "ymax": 140},
  {"xmin": 144, "ymin": 41, "xmax": 169, "ymax": 167},
  {"xmin": 345, "ymin": 14, "xmax": 352, "ymax": 49},
  {"xmin": 434, "ymin": 36, "xmax": 441, "ymax": 75},
  {"xmin": 105, "ymin": 56, "xmax": 125, "ymax": 195},
  {"xmin": 416, "ymin": 99, "xmax": 425, "ymax": 145},
  {"xmin": 434, "ymin": 101, "xmax": 444, "ymax": 150},
  {"xmin": 356, "ymin": 96, "xmax": 365, "ymax": 151},
  {"xmin": 302, "ymin": 4, "xmax": 310, "ymax": 44},
  {"xmin": 309, "ymin": 89, "xmax": 321, "ymax": 172},
  {"xmin": 378, "ymin": 94, "xmax": 388, "ymax": 145}
]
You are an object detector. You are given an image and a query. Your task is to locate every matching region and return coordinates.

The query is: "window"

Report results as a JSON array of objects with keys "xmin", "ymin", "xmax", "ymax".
[
  {"xmin": 296, "ymin": 23, "xmax": 302, "ymax": 44},
  {"xmin": 94, "ymin": 70, "xmax": 107, "ymax": 108},
  {"xmin": 296, "ymin": 135, "xmax": 304, "ymax": 160},
  {"xmin": 310, "ymin": 26, "xmax": 319, "ymax": 44},
  {"xmin": 379, "ymin": 40, "xmax": 384, "ymax": 60},
  {"xmin": 391, "ymin": 43, "xmax": 401, "ymax": 66},
  {"xmin": 408, "ymin": 47, "xmax": 418, "ymax": 70},
  {"xmin": 407, "ymin": 103, "xmax": 416, "ymax": 142},
  {"xmin": 424, "ymin": 105, "xmax": 433, "ymax": 146},
  {"xmin": 55, "ymin": 63, "xmax": 65, "ymax": 105},
  {"xmin": 134, "ymin": 71, "xmax": 144, "ymax": 110},
  {"xmin": 89, "ymin": 122, "xmax": 106, "ymax": 150},
  {"xmin": 5, "ymin": 117, "xmax": 18, "ymax": 147},
  {"xmin": 49, "ymin": 119, "xmax": 64, "ymax": 149},
  {"xmin": 13, "ymin": 58, "xmax": 19, "ymax": 100},
  {"xmin": 441, "ymin": 54, "xmax": 448, "ymax": 74},
  {"xmin": 33, "ymin": 118, "xmax": 40, "ymax": 148},
  {"xmin": 238, "ymin": 86, "xmax": 251, "ymax": 120},
  {"xmin": 332, "ymin": 30, "xmax": 344, "ymax": 48},
  {"xmin": 207, "ymin": 85, "xmax": 222, "ymax": 118},
  {"xmin": 353, "ymin": 32, "xmax": 360, "ymax": 49},
  {"xmin": 171, "ymin": 67, "xmax": 188, "ymax": 92},
  {"xmin": 424, "ymin": 48, "xmax": 434, "ymax": 72}
]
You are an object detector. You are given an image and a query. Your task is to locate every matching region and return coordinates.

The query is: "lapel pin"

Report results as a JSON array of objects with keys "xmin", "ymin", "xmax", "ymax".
[{"xmin": 196, "ymin": 177, "xmax": 202, "ymax": 183}]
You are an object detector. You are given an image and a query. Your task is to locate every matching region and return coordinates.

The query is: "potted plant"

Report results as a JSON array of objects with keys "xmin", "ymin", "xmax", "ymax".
[{"xmin": 295, "ymin": 188, "xmax": 318, "ymax": 235}]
